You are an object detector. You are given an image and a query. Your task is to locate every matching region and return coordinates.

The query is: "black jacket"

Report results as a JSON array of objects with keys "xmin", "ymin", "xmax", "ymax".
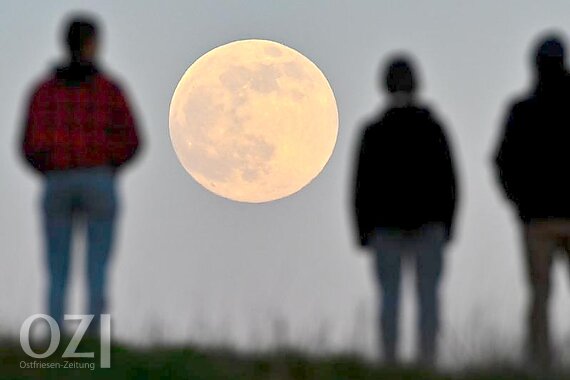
[
  {"xmin": 494, "ymin": 74, "xmax": 570, "ymax": 222},
  {"xmin": 353, "ymin": 105, "xmax": 458, "ymax": 247}
]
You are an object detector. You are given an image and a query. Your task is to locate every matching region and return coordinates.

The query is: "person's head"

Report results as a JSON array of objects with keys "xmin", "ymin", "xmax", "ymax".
[
  {"xmin": 383, "ymin": 56, "xmax": 418, "ymax": 95},
  {"xmin": 64, "ymin": 16, "xmax": 99, "ymax": 63},
  {"xmin": 534, "ymin": 34, "xmax": 566, "ymax": 78}
]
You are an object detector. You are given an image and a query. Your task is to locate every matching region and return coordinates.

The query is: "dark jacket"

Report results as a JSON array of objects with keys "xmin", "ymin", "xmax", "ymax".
[
  {"xmin": 353, "ymin": 105, "xmax": 458, "ymax": 246},
  {"xmin": 494, "ymin": 73, "xmax": 570, "ymax": 222},
  {"xmin": 22, "ymin": 62, "xmax": 141, "ymax": 174}
]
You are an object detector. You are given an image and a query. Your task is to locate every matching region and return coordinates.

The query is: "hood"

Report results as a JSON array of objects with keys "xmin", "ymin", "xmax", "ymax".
[{"xmin": 54, "ymin": 61, "xmax": 99, "ymax": 86}]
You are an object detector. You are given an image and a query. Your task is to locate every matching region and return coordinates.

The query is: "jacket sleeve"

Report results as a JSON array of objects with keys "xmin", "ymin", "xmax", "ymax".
[
  {"xmin": 353, "ymin": 127, "xmax": 373, "ymax": 247},
  {"xmin": 494, "ymin": 103, "xmax": 525, "ymax": 205},
  {"xmin": 435, "ymin": 121, "xmax": 458, "ymax": 242},
  {"xmin": 21, "ymin": 86, "xmax": 51, "ymax": 174},
  {"xmin": 107, "ymin": 85, "xmax": 141, "ymax": 169}
]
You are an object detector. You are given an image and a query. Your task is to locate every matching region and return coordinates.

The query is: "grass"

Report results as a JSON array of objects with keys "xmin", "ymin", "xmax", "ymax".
[{"xmin": 0, "ymin": 336, "xmax": 569, "ymax": 380}]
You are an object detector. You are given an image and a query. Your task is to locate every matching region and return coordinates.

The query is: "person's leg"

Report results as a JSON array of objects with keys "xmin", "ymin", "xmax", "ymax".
[
  {"xmin": 42, "ymin": 174, "xmax": 75, "ymax": 328},
  {"xmin": 370, "ymin": 228, "xmax": 404, "ymax": 364},
  {"xmin": 524, "ymin": 221, "xmax": 556, "ymax": 369},
  {"xmin": 80, "ymin": 168, "xmax": 117, "ymax": 333},
  {"xmin": 414, "ymin": 223, "xmax": 446, "ymax": 367}
]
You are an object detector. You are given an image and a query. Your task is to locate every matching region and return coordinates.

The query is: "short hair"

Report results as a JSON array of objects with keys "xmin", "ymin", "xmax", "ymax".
[
  {"xmin": 65, "ymin": 16, "xmax": 98, "ymax": 58},
  {"xmin": 384, "ymin": 56, "xmax": 417, "ymax": 94}
]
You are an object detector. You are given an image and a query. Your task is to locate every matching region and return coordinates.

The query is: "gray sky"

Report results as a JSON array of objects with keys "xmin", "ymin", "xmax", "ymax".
[{"xmin": 2, "ymin": 0, "xmax": 570, "ymax": 365}]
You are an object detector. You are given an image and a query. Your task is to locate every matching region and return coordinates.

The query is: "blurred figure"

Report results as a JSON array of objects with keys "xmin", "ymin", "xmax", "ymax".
[
  {"xmin": 494, "ymin": 34, "xmax": 570, "ymax": 369},
  {"xmin": 352, "ymin": 56, "xmax": 458, "ymax": 366},
  {"xmin": 21, "ymin": 15, "xmax": 141, "ymax": 332}
]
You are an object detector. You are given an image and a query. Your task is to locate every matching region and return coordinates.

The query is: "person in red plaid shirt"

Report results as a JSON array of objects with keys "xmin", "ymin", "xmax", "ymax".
[{"xmin": 21, "ymin": 16, "xmax": 141, "ymax": 332}]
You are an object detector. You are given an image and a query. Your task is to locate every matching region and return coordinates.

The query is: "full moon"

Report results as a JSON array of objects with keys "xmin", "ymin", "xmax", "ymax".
[{"xmin": 169, "ymin": 39, "xmax": 338, "ymax": 203}]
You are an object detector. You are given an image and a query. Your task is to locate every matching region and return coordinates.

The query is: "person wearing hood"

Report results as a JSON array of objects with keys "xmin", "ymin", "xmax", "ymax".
[
  {"xmin": 352, "ymin": 56, "xmax": 459, "ymax": 366},
  {"xmin": 21, "ymin": 15, "xmax": 141, "ymax": 332},
  {"xmin": 494, "ymin": 34, "xmax": 570, "ymax": 370}
]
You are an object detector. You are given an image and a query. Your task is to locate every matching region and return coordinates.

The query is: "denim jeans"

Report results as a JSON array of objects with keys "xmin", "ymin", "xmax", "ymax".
[
  {"xmin": 369, "ymin": 223, "xmax": 446, "ymax": 364},
  {"xmin": 42, "ymin": 166, "xmax": 117, "ymax": 330}
]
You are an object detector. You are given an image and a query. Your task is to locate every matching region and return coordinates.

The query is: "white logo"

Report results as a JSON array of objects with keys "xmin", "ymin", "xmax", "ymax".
[{"xmin": 20, "ymin": 314, "xmax": 111, "ymax": 368}]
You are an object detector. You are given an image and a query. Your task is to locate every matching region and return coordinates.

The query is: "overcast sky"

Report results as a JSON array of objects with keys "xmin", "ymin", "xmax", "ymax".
[{"xmin": 2, "ymin": 0, "xmax": 570, "ymax": 366}]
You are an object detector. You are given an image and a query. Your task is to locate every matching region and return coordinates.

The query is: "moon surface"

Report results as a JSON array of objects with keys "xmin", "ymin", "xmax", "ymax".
[{"xmin": 169, "ymin": 39, "xmax": 338, "ymax": 203}]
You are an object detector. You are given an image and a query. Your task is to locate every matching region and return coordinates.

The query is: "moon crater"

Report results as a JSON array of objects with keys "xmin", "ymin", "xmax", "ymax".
[{"xmin": 169, "ymin": 39, "xmax": 338, "ymax": 203}]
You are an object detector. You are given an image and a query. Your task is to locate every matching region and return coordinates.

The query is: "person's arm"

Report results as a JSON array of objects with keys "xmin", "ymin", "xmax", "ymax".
[
  {"xmin": 438, "ymin": 125, "xmax": 458, "ymax": 242},
  {"xmin": 353, "ymin": 127, "xmax": 373, "ymax": 247},
  {"xmin": 425, "ymin": 108, "xmax": 459, "ymax": 242},
  {"xmin": 494, "ymin": 103, "xmax": 524, "ymax": 205},
  {"xmin": 107, "ymin": 85, "xmax": 141, "ymax": 170},
  {"xmin": 21, "ymin": 86, "xmax": 51, "ymax": 174}
]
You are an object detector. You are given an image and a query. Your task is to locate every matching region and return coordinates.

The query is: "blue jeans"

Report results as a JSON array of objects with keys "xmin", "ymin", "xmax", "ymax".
[
  {"xmin": 369, "ymin": 223, "xmax": 446, "ymax": 364},
  {"xmin": 42, "ymin": 167, "xmax": 117, "ymax": 329}
]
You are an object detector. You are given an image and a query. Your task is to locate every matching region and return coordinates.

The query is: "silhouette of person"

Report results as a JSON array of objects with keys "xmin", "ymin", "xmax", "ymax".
[
  {"xmin": 21, "ymin": 15, "xmax": 141, "ymax": 333},
  {"xmin": 494, "ymin": 34, "xmax": 570, "ymax": 369},
  {"xmin": 352, "ymin": 56, "xmax": 458, "ymax": 366}
]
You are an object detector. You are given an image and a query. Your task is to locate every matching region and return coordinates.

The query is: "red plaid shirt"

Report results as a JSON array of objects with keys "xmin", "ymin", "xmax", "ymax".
[{"xmin": 22, "ymin": 69, "xmax": 140, "ymax": 173}]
